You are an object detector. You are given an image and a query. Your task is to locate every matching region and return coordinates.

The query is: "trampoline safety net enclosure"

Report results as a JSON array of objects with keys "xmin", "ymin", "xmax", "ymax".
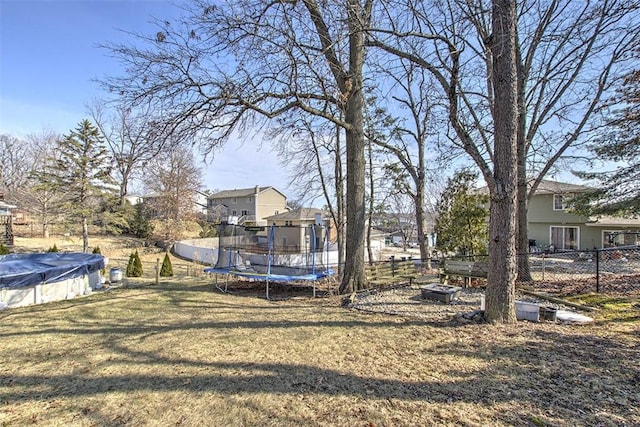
[{"xmin": 204, "ymin": 223, "xmax": 334, "ymax": 298}]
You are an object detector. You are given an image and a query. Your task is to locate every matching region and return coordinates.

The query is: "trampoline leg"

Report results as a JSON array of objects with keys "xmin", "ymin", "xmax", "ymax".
[
  {"xmin": 313, "ymin": 282, "xmax": 316, "ymax": 298},
  {"xmin": 266, "ymin": 279, "xmax": 270, "ymax": 300}
]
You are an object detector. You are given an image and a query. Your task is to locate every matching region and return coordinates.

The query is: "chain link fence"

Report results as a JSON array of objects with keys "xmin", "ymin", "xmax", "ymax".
[
  {"xmin": 309, "ymin": 247, "xmax": 640, "ymax": 297},
  {"xmin": 517, "ymin": 246, "xmax": 640, "ymax": 295},
  {"xmin": 437, "ymin": 247, "xmax": 640, "ymax": 295}
]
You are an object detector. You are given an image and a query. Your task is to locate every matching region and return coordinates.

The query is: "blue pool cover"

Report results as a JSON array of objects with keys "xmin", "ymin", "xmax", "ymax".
[{"xmin": 0, "ymin": 253, "xmax": 105, "ymax": 289}]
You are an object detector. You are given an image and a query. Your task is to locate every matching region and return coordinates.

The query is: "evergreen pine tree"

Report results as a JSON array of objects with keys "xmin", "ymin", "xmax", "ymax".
[
  {"xmin": 126, "ymin": 252, "xmax": 135, "ymax": 277},
  {"xmin": 41, "ymin": 120, "xmax": 116, "ymax": 252},
  {"xmin": 132, "ymin": 250, "xmax": 143, "ymax": 277},
  {"xmin": 126, "ymin": 251, "xmax": 143, "ymax": 277},
  {"xmin": 130, "ymin": 201, "xmax": 153, "ymax": 238},
  {"xmin": 434, "ymin": 170, "xmax": 489, "ymax": 256},
  {"xmin": 0, "ymin": 243, "xmax": 10, "ymax": 255},
  {"xmin": 159, "ymin": 252, "xmax": 173, "ymax": 277},
  {"xmin": 47, "ymin": 244, "xmax": 59, "ymax": 253}
]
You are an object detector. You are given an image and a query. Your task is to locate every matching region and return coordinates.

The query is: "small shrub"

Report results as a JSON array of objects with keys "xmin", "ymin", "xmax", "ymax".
[
  {"xmin": 0, "ymin": 243, "xmax": 10, "ymax": 255},
  {"xmin": 47, "ymin": 244, "xmax": 59, "ymax": 253},
  {"xmin": 126, "ymin": 250, "xmax": 143, "ymax": 277},
  {"xmin": 159, "ymin": 252, "xmax": 174, "ymax": 277}
]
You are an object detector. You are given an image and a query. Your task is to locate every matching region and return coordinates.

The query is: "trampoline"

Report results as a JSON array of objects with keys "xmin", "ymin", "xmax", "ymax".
[{"xmin": 204, "ymin": 223, "xmax": 334, "ymax": 298}]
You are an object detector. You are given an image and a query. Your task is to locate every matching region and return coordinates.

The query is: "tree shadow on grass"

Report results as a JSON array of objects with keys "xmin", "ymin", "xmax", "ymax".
[{"xmin": 1, "ymin": 327, "xmax": 638, "ymax": 425}]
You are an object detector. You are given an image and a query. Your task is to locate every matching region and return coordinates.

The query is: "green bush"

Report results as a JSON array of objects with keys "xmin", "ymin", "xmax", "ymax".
[
  {"xmin": 0, "ymin": 243, "xmax": 10, "ymax": 255},
  {"xmin": 126, "ymin": 250, "xmax": 143, "ymax": 277},
  {"xmin": 159, "ymin": 252, "xmax": 174, "ymax": 277},
  {"xmin": 47, "ymin": 244, "xmax": 59, "ymax": 253}
]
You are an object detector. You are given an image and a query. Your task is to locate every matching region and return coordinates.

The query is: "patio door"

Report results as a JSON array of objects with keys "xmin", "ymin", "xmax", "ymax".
[{"xmin": 550, "ymin": 226, "xmax": 579, "ymax": 250}]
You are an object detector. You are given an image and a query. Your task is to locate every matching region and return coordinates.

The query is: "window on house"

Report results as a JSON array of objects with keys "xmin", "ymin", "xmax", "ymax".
[
  {"xmin": 232, "ymin": 197, "xmax": 237, "ymax": 204},
  {"xmin": 553, "ymin": 194, "xmax": 572, "ymax": 211},
  {"xmin": 241, "ymin": 210, "xmax": 249, "ymax": 216},
  {"xmin": 248, "ymin": 196, "xmax": 253, "ymax": 202},
  {"xmin": 603, "ymin": 231, "xmax": 640, "ymax": 248},
  {"xmin": 550, "ymin": 226, "xmax": 579, "ymax": 250},
  {"xmin": 232, "ymin": 210, "xmax": 237, "ymax": 216}
]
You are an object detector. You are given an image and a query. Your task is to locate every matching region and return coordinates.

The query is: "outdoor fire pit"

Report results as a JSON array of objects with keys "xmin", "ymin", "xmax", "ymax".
[{"xmin": 420, "ymin": 283, "xmax": 462, "ymax": 303}]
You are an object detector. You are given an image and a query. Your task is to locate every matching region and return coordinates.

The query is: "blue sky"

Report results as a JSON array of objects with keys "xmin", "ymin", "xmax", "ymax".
[{"xmin": 0, "ymin": 0, "xmax": 292, "ymax": 195}]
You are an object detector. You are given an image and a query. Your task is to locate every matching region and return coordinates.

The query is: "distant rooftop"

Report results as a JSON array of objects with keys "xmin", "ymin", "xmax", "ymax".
[
  {"xmin": 265, "ymin": 207, "xmax": 329, "ymax": 221},
  {"xmin": 209, "ymin": 186, "xmax": 282, "ymax": 199},
  {"xmin": 533, "ymin": 180, "xmax": 592, "ymax": 194}
]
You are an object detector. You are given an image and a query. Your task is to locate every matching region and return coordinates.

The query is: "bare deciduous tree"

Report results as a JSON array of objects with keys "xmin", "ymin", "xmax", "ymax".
[
  {"xmin": 143, "ymin": 145, "xmax": 203, "ymax": 240},
  {"xmin": 103, "ymin": 0, "xmax": 373, "ymax": 293},
  {"xmin": 370, "ymin": 0, "xmax": 638, "ymax": 282},
  {"xmin": 274, "ymin": 118, "xmax": 347, "ymax": 274},
  {"xmin": 366, "ymin": 0, "xmax": 638, "ymax": 321},
  {"xmin": 368, "ymin": 0, "xmax": 520, "ymax": 322},
  {"xmin": 23, "ymin": 131, "xmax": 64, "ymax": 238},
  {"xmin": 0, "ymin": 134, "xmax": 31, "ymax": 196},
  {"xmin": 89, "ymin": 102, "xmax": 176, "ymax": 205},
  {"xmin": 367, "ymin": 60, "xmax": 444, "ymax": 265},
  {"xmin": 456, "ymin": 0, "xmax": 639, "ymax": 280}
]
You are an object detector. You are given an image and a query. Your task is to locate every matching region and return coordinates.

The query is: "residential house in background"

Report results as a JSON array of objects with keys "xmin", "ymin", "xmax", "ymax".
[
  {"xmin": 527, "ymin": 180, "xmax": 640, "ymax": 250},
  {"xmin": 264, "ymin": 207, "xmax": 336, "ymax": 251},
  {"xmin": 11, "ymin": 208, "xmax": 30, "ymax": 225},
  {"xmin": 207, "ymin": 186, "xmax": 288, "ymax": 226}
]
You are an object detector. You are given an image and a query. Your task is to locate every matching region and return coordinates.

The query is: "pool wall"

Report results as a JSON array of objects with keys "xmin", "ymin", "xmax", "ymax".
[{"xmin": 0, "ymin": 253, "xmax": 105, "ymax": 309}]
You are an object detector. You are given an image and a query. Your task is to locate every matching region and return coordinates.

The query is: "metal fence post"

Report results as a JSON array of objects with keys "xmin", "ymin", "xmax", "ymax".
[
  {"xmin": 595, "ymin": 249, "xmax": 600, "ymax": 293},
  {"xmin": 390, "ymin": 255, "xmax": 396, "ymax": 277}
]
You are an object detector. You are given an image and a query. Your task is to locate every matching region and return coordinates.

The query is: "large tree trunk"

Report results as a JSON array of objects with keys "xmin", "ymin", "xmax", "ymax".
[
  {"xmin": 485, "ymin": 0, "xmax": 518, "ymax": 323},
  {"xmin": 119, "ymin": 174, "xmax": 129, "ymax": 206},
  {"xmin": 415, "ymin": 139, "xmax": 431, "ymax": 269},
  {"xmin": 415, "ymin": 178, "xmax": 432, "ymax": 270},
  {"xmin": 515, "ymin": 29, "xmax": 532, "ymax": 283},
  {"xmin": 335, "ymin": 124, "xmax": 345, "ymax": 276},
  {"xmin": 339, "ymin": 1, "xmax": 367, "ymax": 294},
  {"xmin": 339, "ymin": 90, "xmax": 367, "ymax": 293}
]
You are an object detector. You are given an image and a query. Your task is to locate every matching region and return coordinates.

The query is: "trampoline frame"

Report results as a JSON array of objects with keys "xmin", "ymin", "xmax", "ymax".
[{"xmin": 205, "ymin": 223, "xmax": 333, "ymax": 298}]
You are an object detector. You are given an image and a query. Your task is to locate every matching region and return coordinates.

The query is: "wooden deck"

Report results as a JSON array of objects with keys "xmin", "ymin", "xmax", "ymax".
[{"xmin": 1, "ymin": 214, "xmax": 14, "ymax": 249}]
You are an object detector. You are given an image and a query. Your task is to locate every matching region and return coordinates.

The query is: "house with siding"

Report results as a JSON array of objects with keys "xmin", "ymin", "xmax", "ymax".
[
  {"xmin": 527, "ymin": 180, "xmax": 640, "ymax": 250},
  {"xmin": 264, "ymin": 207, "xmax": 337, "ymax": 250},
  {"xmin": 207, "ymin": 186, "xmax": 288, "ymax": 226}
]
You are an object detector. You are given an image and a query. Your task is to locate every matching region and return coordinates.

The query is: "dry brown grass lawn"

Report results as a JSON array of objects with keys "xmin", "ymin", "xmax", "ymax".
[{"xmin": 1, "ymin": 236, "xmax": 639, "ymax": 426}]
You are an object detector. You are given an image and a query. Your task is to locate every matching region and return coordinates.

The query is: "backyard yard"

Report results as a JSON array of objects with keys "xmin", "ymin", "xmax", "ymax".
[{"xmin": 1, "ymin": 236, "xmax": 639, "ymax": 426}]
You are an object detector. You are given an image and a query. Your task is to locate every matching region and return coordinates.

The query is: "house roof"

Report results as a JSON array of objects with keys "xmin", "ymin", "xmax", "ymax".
[
  {"xmin": 478, "ymin": 179, "xmax": 593, "ymax": 195},
  {"xmin": 208, "ymin": 186, "xmax": 286, "ymax": 199},
  {"xmin": 0, "ymin": 200, "xmax": 16, "ymax": 210},
  {"xmin": 533, "ymin": 180, "xmax": 592, "ymax": 195},
  {"xmin": 264, "ymin": 207, "xmax": 329, "ymax": 221},
  {"xmin": 585, "ymin": 216, "xmax": 640, "ymax": 228}
]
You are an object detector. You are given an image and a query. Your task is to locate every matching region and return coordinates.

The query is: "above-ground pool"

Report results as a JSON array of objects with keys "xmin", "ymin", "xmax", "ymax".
[{"xmin": 0, "ymin": 252, "xmax": 105, "ymax": 309}]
